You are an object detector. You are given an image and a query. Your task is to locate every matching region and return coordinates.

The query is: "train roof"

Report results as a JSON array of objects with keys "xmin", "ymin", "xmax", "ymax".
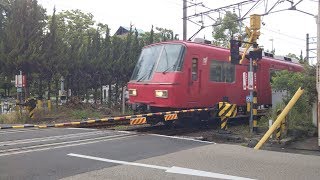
[{"xmin": 145, "ymin": 40, "xmax": 303, "ymax": 67}]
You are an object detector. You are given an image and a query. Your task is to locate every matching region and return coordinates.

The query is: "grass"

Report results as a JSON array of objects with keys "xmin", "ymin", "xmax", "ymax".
[
  {"xmin": 0, "ymin": 111, "xmax": 29, "ymax": 124},
  {"xmin": 70, "ymin": 109, "xmax": 103, "ymax": 119}
]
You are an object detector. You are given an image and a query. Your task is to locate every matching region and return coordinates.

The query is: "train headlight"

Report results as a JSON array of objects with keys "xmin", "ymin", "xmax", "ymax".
[
  {"xmin": 129, "ymin": 89, "xmax": 137, "ymax": 96},
  {"xmin": 155, "ymin": 90, "xmax": 168, "ymax": 98}
]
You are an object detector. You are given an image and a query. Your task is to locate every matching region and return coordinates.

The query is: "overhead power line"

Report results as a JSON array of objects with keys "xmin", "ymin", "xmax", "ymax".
[{"xmin": 183, "ymin": 0, "xmax": 315, "ymax": 40}]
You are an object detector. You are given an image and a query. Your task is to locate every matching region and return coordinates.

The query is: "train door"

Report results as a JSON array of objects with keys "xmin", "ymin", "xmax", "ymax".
[{"xmin": 188, "ymin": 56, "xmax": 200, "ymax": 105}]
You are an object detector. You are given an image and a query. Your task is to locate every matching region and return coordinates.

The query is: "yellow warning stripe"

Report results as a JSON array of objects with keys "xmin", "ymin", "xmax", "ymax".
[
  {"xmin": 164, "ymin": 113, "xmax": 178, "ymax": 121},
  {"xmin": 87, "ymin": 120, "xmax": 96, "ymax": 124},
  {"xmin": 12, "ymin": 125, "xmax": 24, "ymax": 129},
  {"xmin": 55, "ymin": 123, "xmax": 64, "ymax": 127},
  {"xmin": 71, "ymin": 122, "xmax": 81, "ymax": 125},
  {"xmin": 130, "ymin": 117, "xmax": 147, "ymax": 125},
  {"xmin": 101, "ymin": 118, "xmax": 109, "ymax": 122},
  {"xmin": 37, "ymin": 125, "xmax": 48, "ymax": 128},
  {"xmin": 226, "ymin": 104, "xmax": 237, "ymax": 117},
  {"xmin": 218, "ymin": 103, "xmax": 237, "ymax": 118}
]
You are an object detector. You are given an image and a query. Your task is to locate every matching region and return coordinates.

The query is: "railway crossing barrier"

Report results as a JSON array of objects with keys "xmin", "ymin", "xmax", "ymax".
[
  {"xmin": 254, "ymin": 87, "xmax": 304, "ymax": 150},
  {"xmin": 0, "ymin": 107, "xmax": 217, "ymax": 130}
]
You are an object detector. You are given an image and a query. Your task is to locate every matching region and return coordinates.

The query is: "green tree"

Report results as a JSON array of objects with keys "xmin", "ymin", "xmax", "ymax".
[
  {"xmin": 55, "ymin": 9, "xmax": 96, "ymax": 97},
  {"xmin": 212, "ymin": 11, "xmax": 241, "ymax": 47},
  {"xmin": 2, "ymin": 0, "xmax": 46, "ymax": 97}
]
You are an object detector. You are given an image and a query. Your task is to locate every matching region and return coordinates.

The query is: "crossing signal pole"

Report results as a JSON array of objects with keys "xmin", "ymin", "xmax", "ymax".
[{"xmin": 229, "ymin": 14, "xmax": 262, "ymax": 134}]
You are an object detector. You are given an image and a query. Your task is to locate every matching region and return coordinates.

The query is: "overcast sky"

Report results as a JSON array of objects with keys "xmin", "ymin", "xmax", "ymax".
[{"xmin": 38, "ymin": 0, "xmax": 318, "ymax": 64}]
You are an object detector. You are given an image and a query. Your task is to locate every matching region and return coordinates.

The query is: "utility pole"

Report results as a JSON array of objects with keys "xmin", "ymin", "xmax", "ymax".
[
  {"xmin": 306, "ymin": 33, "xmax": 309, "ymax": 63},
  {"xmin": 269, "ymin": 38, "xmax": 274, "ymax": 53},
  {"xmin": 317, "ymin": 0, "xmax": 320, "ymax": 147},
  {"xmin": 183, "ymin": 0, "xmax": 187, "ymax": 41}
]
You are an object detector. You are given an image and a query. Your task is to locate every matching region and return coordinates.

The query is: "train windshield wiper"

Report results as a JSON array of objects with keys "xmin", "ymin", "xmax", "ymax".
[
  {"xmin": 162, "ymin": 64, "xmax": 176, "ymax": 74},
  {"xmin": 137, "ymin": 63, "xmax": 156, "ymax": 82},
  {"xmin": 161, "ymin": 47, "xmax": 174, "ymax": 74},
  {"xmin": 136, "ymin": 72, "xmax": 148, "ymax": 82}
]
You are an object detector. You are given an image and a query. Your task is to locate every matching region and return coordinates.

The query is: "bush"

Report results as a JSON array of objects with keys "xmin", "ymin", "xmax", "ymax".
[{"xmin": 270, "ymin": 65, "xmax": 316, "ymax": 132}]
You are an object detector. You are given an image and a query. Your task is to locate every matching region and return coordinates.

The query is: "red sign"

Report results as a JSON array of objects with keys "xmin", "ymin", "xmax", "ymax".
[
  {"xmin": 15, "ymin": 75, "xmax": 26, "ymax": 88},
  {"xmin": 22, "ymin": 75, "xmax": 26, "ymax": 87}
]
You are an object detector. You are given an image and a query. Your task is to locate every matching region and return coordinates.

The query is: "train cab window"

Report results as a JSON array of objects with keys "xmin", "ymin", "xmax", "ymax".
[
  {"xmin": 155, "ymin": 44, "xmax": 185, "ymax": 73},
  {"xmin": 192, "ymin": 58, "xmax": 198, "ymax": 81},
  {"xmin": 210, "ymin": 61, "xmax": 235, "ymax": 83}
]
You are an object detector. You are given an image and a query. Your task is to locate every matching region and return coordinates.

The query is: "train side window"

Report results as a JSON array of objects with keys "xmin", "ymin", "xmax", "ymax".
[
  {"xmin": 192, "ymin": 58, "xmax": 198, "ymax": 81},
  {"xmin": 210, "ymin": 61, "xmax": 235, "ymax": 83},
  {"xmin": 224, "ymin": 63, "xmax": 235, "ymax": 83},
  {"xmin": 210, "ymin": 61, "xmax": 222, "ymax": 82}
]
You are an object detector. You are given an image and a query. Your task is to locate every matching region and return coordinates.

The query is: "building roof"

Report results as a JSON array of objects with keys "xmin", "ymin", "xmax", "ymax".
[{"xmin": 114, "ymin": 26, "xmax": 145, "ymax": 36}]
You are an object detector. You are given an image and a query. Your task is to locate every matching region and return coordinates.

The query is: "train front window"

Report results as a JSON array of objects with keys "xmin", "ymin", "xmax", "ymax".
[
  {"xmin": 130, "ymin": 44, "xmax": 185, "ymax": 82},
  {"xmin": 155, "ymin": 44, "xmax": 185, "ymax": 73},
  {"xmin": 131, "ymin": 45, "xmax": 162, "ymax": 81}
]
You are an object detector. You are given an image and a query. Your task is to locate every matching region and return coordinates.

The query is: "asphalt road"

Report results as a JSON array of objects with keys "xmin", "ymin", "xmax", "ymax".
[
  {"xmin": 1, "ymin": 127, "xmax": 320, "ymax": 180},
  {"xmin": 0, "ymin": 128, "xmax": 209, "ymax": 180}
]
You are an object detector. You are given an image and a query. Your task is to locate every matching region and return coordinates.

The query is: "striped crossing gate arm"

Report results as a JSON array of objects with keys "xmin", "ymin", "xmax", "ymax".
[{"xmin": 0, "ymin": 107, "xmax": 217, "ymax": 130}]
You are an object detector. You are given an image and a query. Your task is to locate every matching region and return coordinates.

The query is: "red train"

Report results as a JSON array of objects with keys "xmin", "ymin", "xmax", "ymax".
[{"xmin": 127, "ymin": 40, "xmax": 303, "ymax": 122}]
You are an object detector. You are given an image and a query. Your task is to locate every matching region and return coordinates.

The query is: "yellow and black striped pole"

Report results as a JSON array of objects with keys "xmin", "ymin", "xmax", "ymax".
[
  {"xmin": 252, "ymin": 59, "xmax": 258, "ymax": 133},
  {"xmin": 253, "ymin": 91, "xmax": 258, "ymax": 133},
  {"xmin": 218, "ymin": 102, "xmax": 237, "ymax": 131},
  {"xmin": 220, "ymin": 116, "xmax": 228, "ymax": 130}
]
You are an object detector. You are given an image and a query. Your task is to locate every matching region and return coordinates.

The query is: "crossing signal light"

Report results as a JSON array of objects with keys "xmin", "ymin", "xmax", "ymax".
[
  {"xmin": 230, "ymin": 39, "xmax": 241, "ymax": 64},
  {"xmin": 249, "ymin": 48, "xmax": 263, "ymax": 60}
]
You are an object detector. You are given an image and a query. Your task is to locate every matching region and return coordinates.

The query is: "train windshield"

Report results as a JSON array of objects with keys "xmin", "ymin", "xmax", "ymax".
[{"xmin": 130, "ymin": 44, "xmax": 185, "ymax": 82}]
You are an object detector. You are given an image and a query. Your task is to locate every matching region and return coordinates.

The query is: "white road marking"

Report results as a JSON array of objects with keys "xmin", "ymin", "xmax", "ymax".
[
  {"xmin": 116, "ymin": 130, "xmax": 135, "ymax": 134},
  {"xmin": 67, "ymin": 128, "xmax": 97, "ymax": 131},
  {"xmin": 166, "ymin": 166, "xmax": 255, "ymax": 180},
  {"xmin": 68, "ymin": 153, "xmax": 168, "ymax": 170},
  {"xmin": 0, "ymin": 131, "xmax": 109, "ymax": 146},
  {"xmin": 0, "ymin": 135, "xmax": 137, "ymax": 157},
  {"xmin": 68, "ymin": 153, "xmax": 255, "ymax": 180},
  {"xmin": 0, "ymin": 134, "xmax": 132, "ymax": 154},
  {"xmin": 0, "ymin": 127, "xmax": 93, "ymax": 135},
  {"xmin": 148, "ymin": 134, "xmax": 215, "ymax": 144},
  {"xmin": 0, "ymin": 128, "xmax": 43, "ymax": 135}
]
